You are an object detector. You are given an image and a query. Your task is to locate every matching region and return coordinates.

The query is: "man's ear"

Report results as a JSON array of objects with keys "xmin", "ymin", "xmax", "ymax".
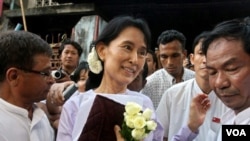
[
  {"xmin": 6, "ymin": 68, "xmax": 19, "ymax": 86},
  {"xmin": 95, "ymin": 42, "xmax": 106, "ymax": 61}
]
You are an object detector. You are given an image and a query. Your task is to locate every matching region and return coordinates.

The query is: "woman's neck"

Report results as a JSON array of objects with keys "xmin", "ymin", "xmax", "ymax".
[{"xmin": 95, "ymin": 83, "xmax": 127, "ymax": 94}]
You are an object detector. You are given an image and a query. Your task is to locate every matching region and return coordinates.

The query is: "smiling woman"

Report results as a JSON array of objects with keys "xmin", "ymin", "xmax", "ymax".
[{"xmin": 56, "ymin": 15, "xmax": 164, "ymax": 141}]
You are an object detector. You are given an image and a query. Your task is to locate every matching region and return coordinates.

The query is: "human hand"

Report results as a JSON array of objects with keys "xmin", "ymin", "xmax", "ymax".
[
  {"xmin": 114, "ymin": 125, "xmax": 143, "ymax": 141},
  {"xmin": 46, "ymin": 81, "xmax": 74, "ymax": 114},
  {"xmin": 188, "ymin": 94, "xmax": 211, "ymax": 132},
  {"xmin": 48, "ymin": 113, "xmax": 60, "ymax": 129},
  {"xmin": 52, "ymin": 119, "xmax": 60, "ymax": 130},
  {"xmin": 48, "ymin": 81, "xmax": 74, "ymax": 105},
  {"xmin": 114, "ymin": 125, "xmax": 125, "ymax": 141}
]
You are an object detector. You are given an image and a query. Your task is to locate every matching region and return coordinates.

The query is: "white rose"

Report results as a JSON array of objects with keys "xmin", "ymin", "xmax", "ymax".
[
  {"xmin": 125, "ymin": 102, "xmax": 142, "ymax": 116},
  {"xmin": 131, "ymin": 128, "xmax": 146, "ymax": 140},
  {"xmin": 90, "ymin": 59, "xmax": 102, "ymax": 74},
  {"xmin": 124, "ymin": 114, "xmax": 135, "ymax": 128},
  {"xmin": 142, "ymin": 108, "xmax": 152, "ymax": 120},
  {"xmin": 87, "ymin": 47, "xmax": 103, "ymax": 74},
  {"xmin": 146, "ymin": 120, "xmax": 157, "ymax": 131},
  {"xmin": 133, "ymin": 115, "xmax": 146, "ymax": 129}
]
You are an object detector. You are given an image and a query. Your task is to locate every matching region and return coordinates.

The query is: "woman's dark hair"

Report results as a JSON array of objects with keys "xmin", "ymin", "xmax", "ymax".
[
  {"xmin": 59, "ymin": 38, "xmax": 83, "ymax": 57},
  {"xmin": 85, "ymin": 15, "xmax": 151, "ymax": 91},
  {"xmin": 142, "ymin": 62, "xmax": 148, "ymax": 81},
  {"xmin": 202, "ymin": 17, "xmax": 250, "ymax": 55},
  {"xmin": 70, "ymin": 61, "xmax": 89, "ymax": 83},
  {"xmin": 192, "ymin": 31, "xmax": 209, "ymax": 53},
  {"xmin": 147, "ymin": 49, "xmax": 158, "ymax": 70}
]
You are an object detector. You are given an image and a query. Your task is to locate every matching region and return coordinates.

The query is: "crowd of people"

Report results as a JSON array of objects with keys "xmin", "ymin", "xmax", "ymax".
[{"xmin": 0, "ymin": 15, "xmax": 250, "ymax": 141}]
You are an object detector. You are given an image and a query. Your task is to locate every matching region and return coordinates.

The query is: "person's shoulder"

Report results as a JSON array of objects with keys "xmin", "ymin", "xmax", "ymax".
[
  {"xmin": 164, "ymin": 78, "xmax": 195, "ymax": 96},
  {"xmin": 73, "ymin": 89, "xmax": 94, "ymax": 99},
  {"xmin": 183, "ymin": 68, "xmax": 195, "ymax": 79},
  {"xmin": 159, "ymin": 79, "xmax": 195, "ymax": 107},
  {"xmin": 128, "ymin": 90, "xmax": 145, "ymax": 97},
  {"xmin": 171, "ymin": 78, "xmax": 194, "ymax": 89},
  {"xmin": 64, "ymin": 89, "xmax": 94, "ymax": 106},
  {"xmin": 184, "ymin": 68, "xmax": 195, "ymax": 74},
  {"xmin": 146, "ymin": 69, "xmax": 168, "ymax": 83},
  {"xmin": 147, "ymin": 69, "xmax": 165, "ymax": 78},
  {"xmin": 128, "ymin": 90, "xmax": 152, "ymax": 102}
]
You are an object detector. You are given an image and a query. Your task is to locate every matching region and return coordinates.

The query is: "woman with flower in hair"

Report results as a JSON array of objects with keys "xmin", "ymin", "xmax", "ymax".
[{"xmin": 56, "ymin": 15, "xmax": 164, "ymax": 141}]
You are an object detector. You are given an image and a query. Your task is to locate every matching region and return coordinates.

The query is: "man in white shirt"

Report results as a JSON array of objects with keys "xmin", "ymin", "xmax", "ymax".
[
  {"xmin": 0, "ymin": 31, "xmax": 55, "ymax": 141},
  {"xmin": 160, "ymin": 16, "xmax": 250, "ymax": 141},
  {"xmin": 202, "ymin": 17, "xmax": 250, "ymax": 141},
  {"xmin": 156, "ymin": 31, "xmax": 228, "ymax": 141}
]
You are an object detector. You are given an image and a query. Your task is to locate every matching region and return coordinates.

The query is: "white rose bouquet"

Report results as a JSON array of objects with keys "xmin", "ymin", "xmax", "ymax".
[{"xmin": 120, "ymin": 102, "xmax": 157, "ymax": 141}]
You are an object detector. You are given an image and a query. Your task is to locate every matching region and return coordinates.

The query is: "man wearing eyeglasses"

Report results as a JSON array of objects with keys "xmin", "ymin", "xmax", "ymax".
[{"xmin": 0, "ymin": 31, "xmax": 55, "ymax": 141}]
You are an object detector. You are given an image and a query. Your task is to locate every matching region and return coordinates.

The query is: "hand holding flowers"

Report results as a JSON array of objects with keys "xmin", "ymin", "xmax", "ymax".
[{"xmin": 120, "ymin": 102, "xmax": 157, "ymax": 141}]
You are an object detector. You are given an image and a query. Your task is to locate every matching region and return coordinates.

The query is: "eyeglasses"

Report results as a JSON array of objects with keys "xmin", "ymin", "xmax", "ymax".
[{"xmin": 18, "ymin": 68, "xmax": 53, "ymax": 81}]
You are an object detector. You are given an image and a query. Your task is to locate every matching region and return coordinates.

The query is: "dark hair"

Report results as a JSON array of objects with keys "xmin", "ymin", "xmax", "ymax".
[
  {"xmin": 147, "ymin": 49, "xmax": 158, "ymax": 69},
  {"xmin": 0, "ymin": 31, "xmax": 52, "ymax": 81},
  {"xmin": 192, "ymin": 31, "xmax": 209, "ymax": 52},
  {"xmin": 85, "ymin": 15, "xmax": 151, "ymax": 90},
  {"xmin": 70, "ymin": 61, "xmax": 89, "ymax": 83},
  {"xmin": 142, "ymin": 62, "xmax": 148, "ymax": 81},
  {"xmin": 157, "ymin": 29, "xmax": 186, "ymax": 50},
  {"xmin": 59, "ymin": 38, "xmax": 83, "ymax": 57},
  {"xmin": 202, "ymin": 17, "xmax": 250, "ymax": 55}
]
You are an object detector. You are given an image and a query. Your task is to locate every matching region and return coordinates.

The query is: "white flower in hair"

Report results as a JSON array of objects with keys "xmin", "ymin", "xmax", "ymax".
[{"xmin": 87, "ymin": 47, "xmax": 103, "ymax": 74}]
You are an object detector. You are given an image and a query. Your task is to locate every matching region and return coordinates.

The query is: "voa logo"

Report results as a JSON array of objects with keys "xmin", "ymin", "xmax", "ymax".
[{"xmin": 226, "ymin": 129, "xmax": 246, "ymax": 136}]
